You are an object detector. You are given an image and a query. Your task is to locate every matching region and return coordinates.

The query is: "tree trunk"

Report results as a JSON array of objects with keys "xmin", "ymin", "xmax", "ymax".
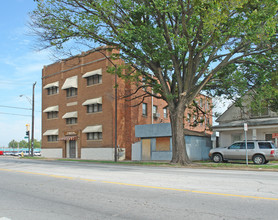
[{"xmin": 170, "ymin": 106, "xmax": 191, "ymax": 165}]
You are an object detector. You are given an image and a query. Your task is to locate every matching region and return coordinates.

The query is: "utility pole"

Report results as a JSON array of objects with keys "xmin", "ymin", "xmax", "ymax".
[
  {"xmin": 114, "ymin": 66, "xmax": 118, "ymax": 162},
  {"xmin": 31, "ymin": 82, "xmax": 36, "ymax": 157}
]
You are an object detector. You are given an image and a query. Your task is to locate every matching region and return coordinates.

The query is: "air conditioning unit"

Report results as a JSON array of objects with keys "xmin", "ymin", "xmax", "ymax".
[{"xmin": 153, "ymin": 113, "xmax": 160, "ymax": 118}]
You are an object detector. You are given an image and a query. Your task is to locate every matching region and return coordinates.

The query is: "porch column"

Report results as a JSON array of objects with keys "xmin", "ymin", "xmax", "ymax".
[{"xmin": 252, "ymin": 129, "xmax": 257, "ymax": 140}]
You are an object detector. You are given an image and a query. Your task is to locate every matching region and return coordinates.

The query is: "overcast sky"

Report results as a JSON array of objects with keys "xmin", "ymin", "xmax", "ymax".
[{"xmin": 0, "ymin": 0, "xmax": 232, "ymax": 148}]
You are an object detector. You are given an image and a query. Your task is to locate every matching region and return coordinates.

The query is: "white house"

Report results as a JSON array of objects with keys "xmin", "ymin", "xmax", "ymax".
[{"xmin": 213, "ymin": 95, "xmax": 278, "ymax": 148}]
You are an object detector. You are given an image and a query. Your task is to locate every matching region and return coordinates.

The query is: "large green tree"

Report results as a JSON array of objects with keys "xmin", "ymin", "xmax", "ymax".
[
  {"xmin": 8, "ymin": 140, "xmax": 18, "ymax": 148},
  {"xmin": 31, "ymin": 0, "xmax": 278, "ymax": 164}
]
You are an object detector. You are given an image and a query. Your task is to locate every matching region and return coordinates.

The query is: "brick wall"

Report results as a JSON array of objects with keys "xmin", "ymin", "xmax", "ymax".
[{"xmin": 42, "ymin": 48, "xmax": 212, "ymax": 160}]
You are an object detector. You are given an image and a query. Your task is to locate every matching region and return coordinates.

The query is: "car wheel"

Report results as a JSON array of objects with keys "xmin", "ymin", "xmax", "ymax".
[
  {"xmin": 212, "ymin": 153, "xmax": 223, "ymax": 163},
  {"xmin": 252, "ymin": 155, "xmax": 265, "ymax": 165}
]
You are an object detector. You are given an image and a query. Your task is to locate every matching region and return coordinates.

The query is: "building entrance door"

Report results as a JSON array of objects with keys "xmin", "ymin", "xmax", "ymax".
[
  {"xmin": 142, "ymin": 139, "xmax": 151, "ymax": 160},
  {"xmin": 69, "ymin": 140, "xmax": 76, "ymax": 158}
]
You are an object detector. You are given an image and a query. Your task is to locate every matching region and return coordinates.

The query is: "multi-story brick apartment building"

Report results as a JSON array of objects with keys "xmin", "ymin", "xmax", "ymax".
[{"xmin": 41, "ymin": 47, "xmax": 212, "ymax": 160}]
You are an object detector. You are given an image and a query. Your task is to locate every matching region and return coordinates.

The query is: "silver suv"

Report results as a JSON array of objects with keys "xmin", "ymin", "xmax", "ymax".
[{"xmin": 209, "ymin": 141, "xmax": 278, "ymax": 164}]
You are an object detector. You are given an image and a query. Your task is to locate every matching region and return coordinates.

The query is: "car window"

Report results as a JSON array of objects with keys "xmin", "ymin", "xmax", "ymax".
[
  {"xmin": 259, "ymin": 142, "xmax": 273, "ymax": 149},
  {"xmin": 229, "ymin": 143, "xmax": 241, "ymax": 149},
  {"xmin": 247, "ymin": 142, "xmax": 255, "ymax": 149},
  {"xmin": 239, "ymin": 142, "xmax": 254, "ymax": 149}
]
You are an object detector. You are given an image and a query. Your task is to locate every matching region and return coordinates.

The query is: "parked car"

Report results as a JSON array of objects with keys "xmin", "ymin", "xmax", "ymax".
[
  {"xmin": 34, "ymin": 151, "xmax": 41, "ymax": 156},
  {"xmin": 209, "ymin": 141, "xmax": 278, "ymax": 165},
  {"xmin": 4, "ymin": 151, "xmax": 13, "ymax": 156}
]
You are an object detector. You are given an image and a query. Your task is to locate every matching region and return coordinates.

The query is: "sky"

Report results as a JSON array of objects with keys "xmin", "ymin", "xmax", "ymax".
[
  {"xmin": 0, "ymin": 0, "xmax": 232, "ymax": 148},
  {"xmin": 0, "ymin": 0, "xmax": 53, "ymax": 147}
]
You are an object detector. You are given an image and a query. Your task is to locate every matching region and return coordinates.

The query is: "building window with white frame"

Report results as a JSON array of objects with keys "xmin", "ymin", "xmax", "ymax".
[
  {"xmin": 66, "ymin": 118, "xmax": 77, "ymax": 124},
  {"xmin": 61, "ymin": 76, "xmax": 78, "ymax": 98},
  {"xmin": 47, "ymin": 86, "xmax": 58, "ymax": 95},
  {"xmin": 87, "ymin": 75, "xmax": 102, "ymax": 86},
  {"xmin": 66, "ymin": 87, "xmax": 77, "ymax": 97},
  {"xmin": 82, "ymin": 97, "xmax": 102, "ymax": 114},
  {"xmin": 187, "ymin": 113, "xmax": 191, "ymax": 123},
  {"xmin": 87, "ymin": 103, "xmax": 102, "ymax": 113},
  {"xmin": 43, "ymin": 81, "xmax": 59, "ymax": 95},
  {"xmin": 163, "ymin": 107, "xmax": 168, "ymax": 118},
  {"xmin": 142, "ymin": 103, "xmax": 147, "ymax": 116},
  {"xmin": 43, "ymin": 105, "xmax": 59, "ymax": 120},
  {"xmin": 83, "ymin": 125, "xmax": 102, "ymax": 141},
  {"xmin": 47, "ymin": 111, "xmax": 58, "ymax": 119},
  {"xmin": 47, "ymin": 135, "xmax": 58, "ymax": 142},
  {"xmin": 87, "ymin": 132, "xmax": 103, "ymax": 140},
  {"xmin": 153, "ymin": 105, "xmax": 157, "ymax": 114},
  {"xmin": 82, "ymin": 69, "xmax": 102, "ymax": 86}
]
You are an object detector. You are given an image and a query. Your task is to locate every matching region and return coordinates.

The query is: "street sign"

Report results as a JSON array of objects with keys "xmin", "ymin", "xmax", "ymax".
[
  {"xmin": 244, "ymin": 123, "xmax": 248, "ymax": 131},
  {"xmin": 24, "ymin": 136, "xmax": 28, "ymax": 139},
  {"xmin": 272, "ymin": 133, "xmax": 278, "ymax": 138}
]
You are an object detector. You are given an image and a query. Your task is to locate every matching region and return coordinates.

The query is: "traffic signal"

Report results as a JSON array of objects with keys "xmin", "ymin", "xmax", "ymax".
[{"xmin": 26, "ymin": 131, "xmax": 29, "ymax": 136}]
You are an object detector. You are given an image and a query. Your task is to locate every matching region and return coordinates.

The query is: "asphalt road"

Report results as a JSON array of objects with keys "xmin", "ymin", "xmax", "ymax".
[{"xmin": 0, "ymin": 157, "xmax": 278, "ymax": 220}]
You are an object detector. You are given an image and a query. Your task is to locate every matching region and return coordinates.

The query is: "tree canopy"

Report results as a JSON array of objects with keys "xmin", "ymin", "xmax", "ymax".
[{"xmin": 31, "ymin": 0, "xmax": 278, "ymax": 164}]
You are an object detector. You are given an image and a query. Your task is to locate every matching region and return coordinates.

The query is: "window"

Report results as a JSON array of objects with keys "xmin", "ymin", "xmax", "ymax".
[
  {"xmin": 229, "ymin": 142, "xmax": 255, "ymax": 150},
  {"xmin": 142, "ymin": 103, "xmax": 147, "ymax": 116},
  {"xmin": 66, "ymin": 88, "xmax": 77, "ymax": 97},
  {"xmin": 187, "ymin": 114, "xmax": 191, "ymax": 123},
  {"xmin": 87, "ymin": 75, "xmax": 102, "ymax": 86},
  {"xmin": 259, "ymin": 142, "xmax": 273, "ymax": 149},
  {"xmin": 66, "ymin": 118, "xmax": 77, "ymax": 124},
  {"xmin": 156, "ymin": 137, "xmax": 170, "ymax": 151},
  {"xmin": 240, "ymin": 143, "xmax": 255, "ymax": 149},
  {"xmin": 153, "ymin": 105, "xmax": 157, "ymax": 114},
  {"xmin": 87, "ymin": 104, "xmax": 102, "ymax": 113},
  {"xmin": 47, "ymin": 111, "xmax": 58, "ymax": 119},
  {"xmin": 163, "ymin": 108, "xmax": 168, "ymax": 118},
  {"xmin": 246, "ymin": 143, "xmax": 255, "ymax": 149},
  {"xmin": 229, "ymin": 143, "xmax": 241, "ymax": 150},
  {"xmin": 47, "ymin": 135, "xmax": 58, "ymax": 142},
  {"xmin": 87, "ymin": 132, "xmax": 102, "ymax": 140},
  {"xmin": 47, "ymin": 87, "xmax": 58, "ymax": 95}
]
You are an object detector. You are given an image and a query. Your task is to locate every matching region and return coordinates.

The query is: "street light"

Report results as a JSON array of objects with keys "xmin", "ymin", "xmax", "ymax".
[{"xmin": 20, "ymin": 82, "xmax": 36, "ymax": 157}]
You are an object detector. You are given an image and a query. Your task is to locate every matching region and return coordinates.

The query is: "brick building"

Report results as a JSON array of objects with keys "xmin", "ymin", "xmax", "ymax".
[{"xmin": 41, "ymin": 48, "xmax": 212, "ymax": 160}]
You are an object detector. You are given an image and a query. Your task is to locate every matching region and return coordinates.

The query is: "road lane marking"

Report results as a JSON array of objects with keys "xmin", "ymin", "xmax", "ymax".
[
  {"xmin": 101, "ymin": 181, "xmax": 278, "ymax": 201},
  {"xmin": 1, "ymin": 168, "xmax": 278, "ymax": 201}
]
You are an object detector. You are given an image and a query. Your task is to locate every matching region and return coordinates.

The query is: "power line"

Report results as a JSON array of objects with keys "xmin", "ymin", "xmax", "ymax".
[
  {"xmin": 0, "ymin": 105, "xmax": 32, "ymax": 110},
  {"xmin": 0, "ymin": 105, "xmax": 41, "ymax": 113},
  {"xmin": 0, "ymin": 112, "xmax": 31, "ymax": 117}
]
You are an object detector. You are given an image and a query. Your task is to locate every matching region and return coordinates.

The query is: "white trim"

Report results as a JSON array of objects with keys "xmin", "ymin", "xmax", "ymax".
[
  {"xmin": 62, "ymin": 111, "xmax": 78, "ymax": 119},
  {"xmin": 82, "ymin": 68, "xmax": 102, "ymax": 78},
  {"xmin": 43, "ymin": 81, "xmax": 59, "ymax": 89},
  {"xmin": 43, "ymin": 129, "xmax": 59, "ymax": 136},
  {"xmin": 214, "ymin": 124, "xmax": 278, "ymax": 131},
  {"xmin": 82, "ymin": 97, "xmax": 102, "ymax": 106},
  {"xmin": 82, "ymin": 125, "xmax": 102, "ymax": 133},
  {"xmin": 43, "ymin": 105, "xmax": 59, "ymax": 113},
  {"xmin": 61, "ymin": 76, "xmax": 78, "ymax": 90}
]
